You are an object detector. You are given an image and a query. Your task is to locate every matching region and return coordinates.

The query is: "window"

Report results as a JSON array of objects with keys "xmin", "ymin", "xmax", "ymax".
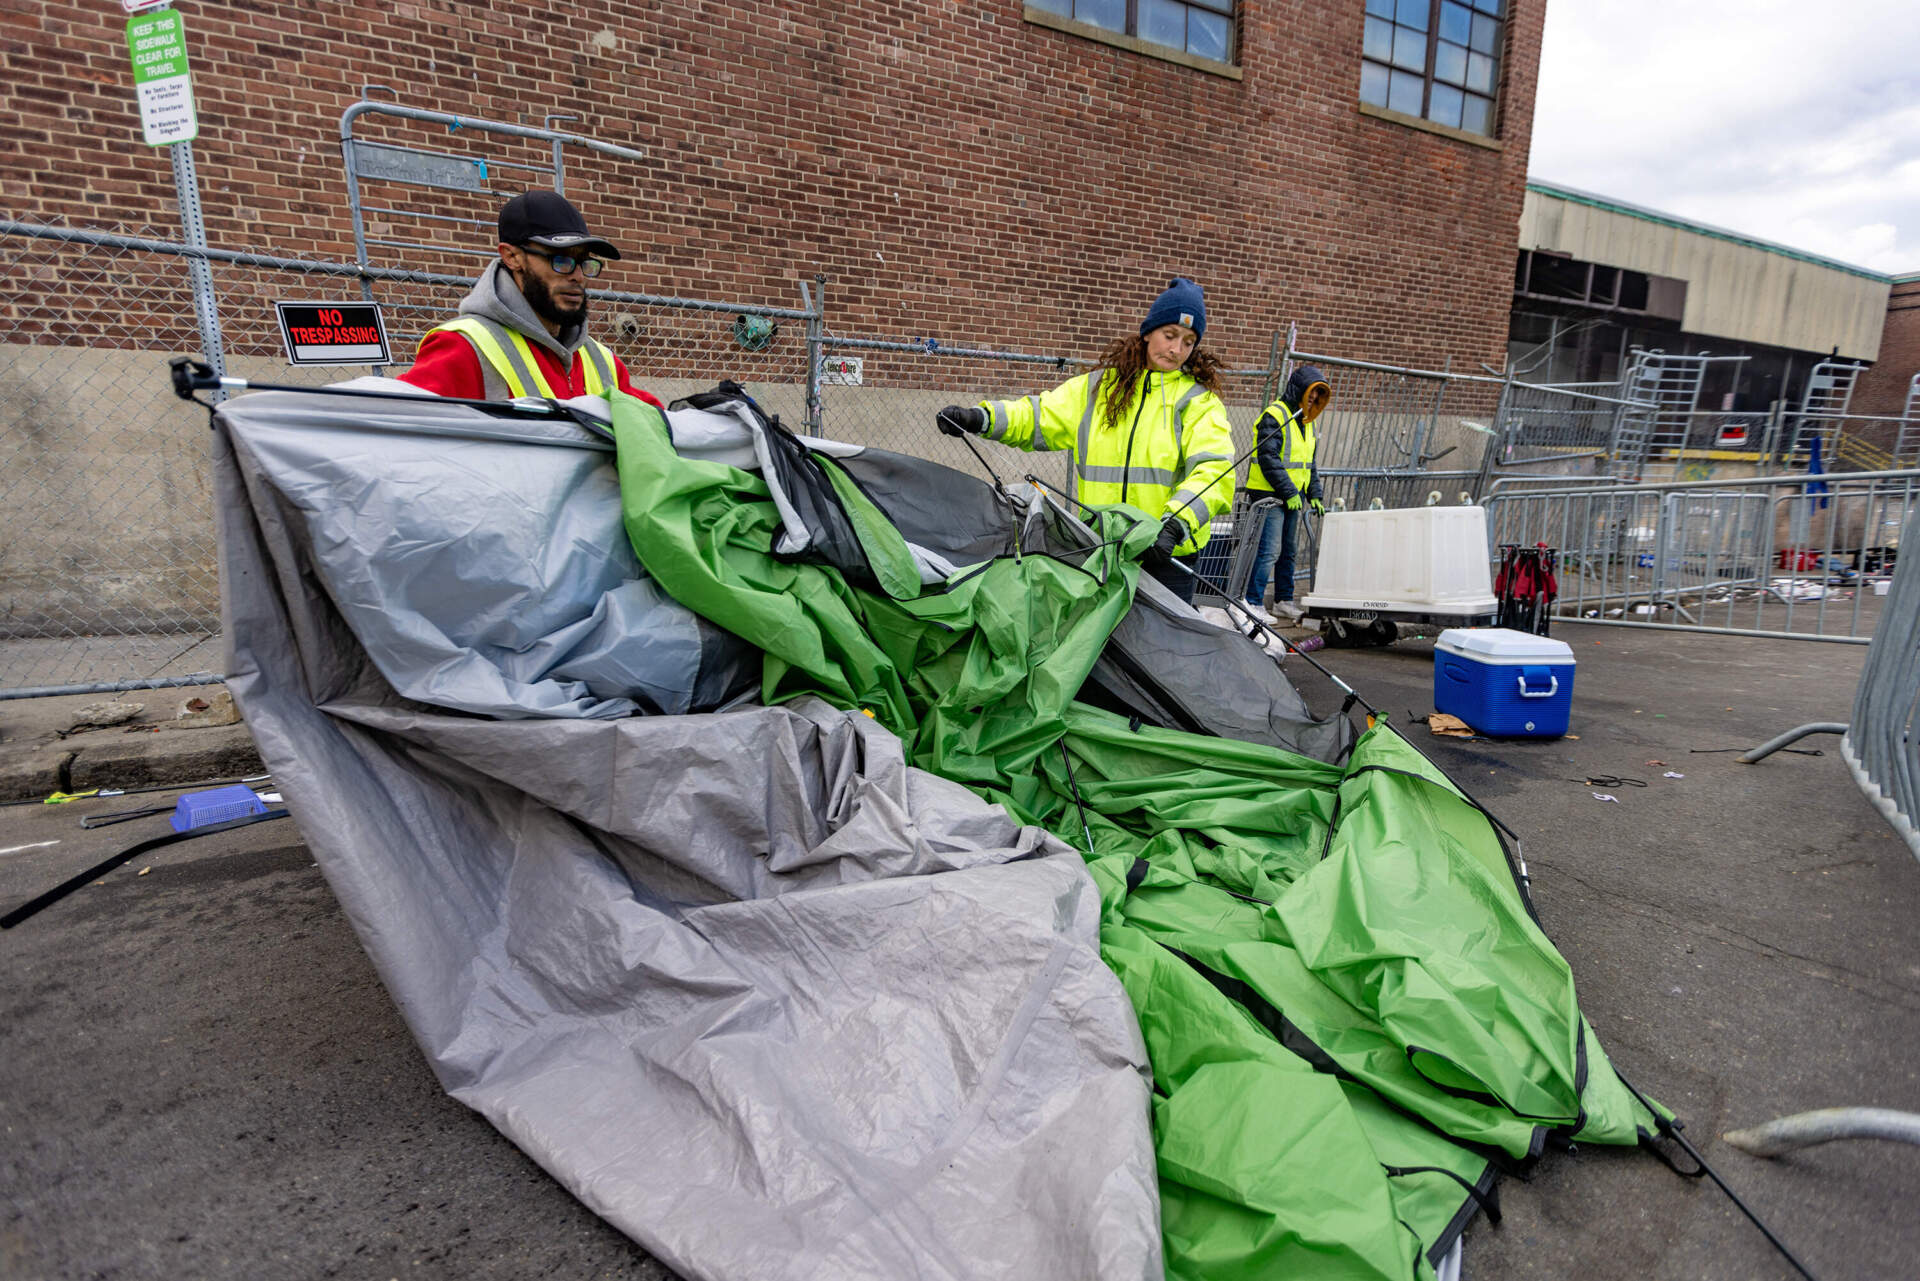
[
  {"xmin": 1360, "ymin": 0, "xmax": 1502, "ymax": 137},
  {"xmin": 1514, "ymin": 252, "xmax": 1687, "ymax": 322},
  {"xmin": 1028, "ymin": 0, "xmax": 1235, "ymax": 64}
]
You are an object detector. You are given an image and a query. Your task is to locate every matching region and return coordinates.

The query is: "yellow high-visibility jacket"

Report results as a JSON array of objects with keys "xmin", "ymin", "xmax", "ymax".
[
  {"xmin": 1246, "ymin": 399, "xmax": 1316, "ymax": 497},
  {"xmin": 422, "ymin": 316, "xmax": 620, "ymax": 399},
  {"xmin": 978, "ymin": 367, "xmax": 1235, "ymax": 553}
]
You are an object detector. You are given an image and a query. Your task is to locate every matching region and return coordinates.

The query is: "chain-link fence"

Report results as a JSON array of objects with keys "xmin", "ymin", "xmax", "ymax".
[
  {"xmin": 1, "ymin": 220, "xmax": 228, "ymax": 695},
  {"xmin": 7, "ymin": 203, "xmax": 1656, "ymax": 693},
  {"xmin": 0, "ymin": 215, "xmax": 815, "ymax": 697}
]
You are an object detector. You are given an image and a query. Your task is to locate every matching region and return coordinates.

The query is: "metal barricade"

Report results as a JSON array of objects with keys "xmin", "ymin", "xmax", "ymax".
[
  {"xmin": 1840, "ymin": 513, "xmax": 1920, "ymax": 858},
  {"xmin": 1742, "ymin": 511, "xmax": 1920, "ymax": 860},
  {"xmin": 1901, "ymin": 375, "xmax": 1920, "ymax": 466},
  {"xmin": 1483, "ymin": 470, "xmax": 1920, "ymax": 641}
]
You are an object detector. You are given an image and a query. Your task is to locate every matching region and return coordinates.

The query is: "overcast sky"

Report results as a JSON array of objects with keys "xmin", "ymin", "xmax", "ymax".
[{"xmin": 1528, "ymin": 0, "xmax": 1920, "ymax": 276}]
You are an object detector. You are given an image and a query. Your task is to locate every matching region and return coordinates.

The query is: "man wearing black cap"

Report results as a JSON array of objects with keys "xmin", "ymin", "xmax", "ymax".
[{"xmin": 400, "ymin": 189, "xmax": 660, "ymax": 406}]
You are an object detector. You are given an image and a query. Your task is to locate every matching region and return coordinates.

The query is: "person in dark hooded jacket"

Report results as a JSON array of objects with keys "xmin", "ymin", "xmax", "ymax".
[
  {"xmin": 1243, "ymin": 365, "xmax": 1332, "ymax": 621},
  {"xmin": 400, "ymin": 190, "xmax": 662, "ymax": 407}
]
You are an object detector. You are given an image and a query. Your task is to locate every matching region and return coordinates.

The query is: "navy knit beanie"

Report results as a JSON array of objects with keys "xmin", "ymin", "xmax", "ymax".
[{"xmin": 1139, "ymin": 277, "xmax": 1207, "ymax": 343}]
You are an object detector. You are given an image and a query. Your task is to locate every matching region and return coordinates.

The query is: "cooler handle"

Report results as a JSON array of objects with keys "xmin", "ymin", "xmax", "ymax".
[{"xmin": 1516, "ymin": 667, "xmax": 1557, "ymax": 700}]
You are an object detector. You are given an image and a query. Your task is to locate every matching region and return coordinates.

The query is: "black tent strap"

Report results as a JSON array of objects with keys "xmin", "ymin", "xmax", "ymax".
[
  {"xmin": 1636, "ymin": 1126, "xmax": 1706, "ymax": 1179},
  {"xmin": 1, "ymin": 810, "xmax": 292, "ymax": 929},
  {"xmin": 1403, "ymin": 1044, "xmax": 1586, "ymax": 1132},
  {"xmin": 1693, "ymin": 746, "xmax": 1824, "ymax": 756},
  {"xmin": 1414, "ymin": 1154, "xmax": 1505, "ymax": 1269},
  {"xmin": 1384, "ymin": 1163, "xmax": 1503, "ymax": 1226},
  {"xmin": 1165, "ymin": 945, "xmax": 1536, "ymax": 1179}
]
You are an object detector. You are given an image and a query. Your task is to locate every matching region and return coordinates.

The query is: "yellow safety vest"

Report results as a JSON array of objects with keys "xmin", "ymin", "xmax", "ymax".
[
  {"xmin": 423, "ymin": 316, "xmax": 619, "ymax": 398},
  {"xmin": 1246, "ymin": 400, "xmax": 1315, "ymax": 494},
  {"xmin": 979, "ymin": 367, "xmax": 1235, "ymax": 554}
]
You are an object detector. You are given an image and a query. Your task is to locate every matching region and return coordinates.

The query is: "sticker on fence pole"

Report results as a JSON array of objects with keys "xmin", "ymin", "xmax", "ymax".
[
  {"xmin": 273, "ymin": 302, "xmax": 393, "ymax": 366},
  {"xmin": 822, "ymin": 355, "xmax": 864, "ymax": 386},
  {"xmin": 126, "ymin": 9, "xmax": 197, "ymax": 147}
]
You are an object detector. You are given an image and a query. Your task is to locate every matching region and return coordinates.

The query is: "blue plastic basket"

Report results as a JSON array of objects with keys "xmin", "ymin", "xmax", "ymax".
[{"xmin": 170, "ymin": 784, "xmax": 268, "ymax": 832}]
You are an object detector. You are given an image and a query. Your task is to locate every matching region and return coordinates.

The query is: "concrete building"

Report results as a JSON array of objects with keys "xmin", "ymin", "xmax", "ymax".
[{"xmin": 1510, "ymin": 180, "xmax": 1895, "ymax": 417}]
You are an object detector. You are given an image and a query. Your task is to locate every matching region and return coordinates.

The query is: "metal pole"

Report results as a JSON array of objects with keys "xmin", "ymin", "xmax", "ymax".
[
  {"xmin": 341, "ymin": 84, "xmax": 387, "ymax": 310},
  {"xmin": 803, "ymin": 273, "xmax": 827, "ymax": 435},
  {"xmin": 1475, "ymin": 362, "xmax": 1515, "ymax": 498},
  {"xmin": 1409, "ymin": 354, "xmax": 1443, "ymax": 467},
  {"xmin": 169, "ymin": 139, "xmax": 225, "ymax": 401},
  {"xmin": 1759, "ymin": 400, "xmax": 1783, "ymax": 477},
  {"xmin": 1262, "ymin": 328, "xmax": 1282, "ymax": 409},
  {"xmin": 545, "ymin": 112, "xmax": 579, "ymax": 194}
]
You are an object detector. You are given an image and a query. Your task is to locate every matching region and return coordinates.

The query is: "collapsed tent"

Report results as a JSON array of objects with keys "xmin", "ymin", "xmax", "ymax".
[{"xmin": 211, "ymin": 379, "xmax": 1667, "ymax": 1280}]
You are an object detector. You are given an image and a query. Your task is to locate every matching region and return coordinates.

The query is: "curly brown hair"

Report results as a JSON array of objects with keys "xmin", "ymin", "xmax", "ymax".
[{"xmin": 1092, "ymin": 334, "xmax": 1225, "ymax": 428}]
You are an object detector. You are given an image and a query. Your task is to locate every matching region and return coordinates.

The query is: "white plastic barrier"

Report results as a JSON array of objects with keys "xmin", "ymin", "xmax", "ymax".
[{"xmin": 1304, "ymin": 506, "xmax": 1498, "ymax": 615}]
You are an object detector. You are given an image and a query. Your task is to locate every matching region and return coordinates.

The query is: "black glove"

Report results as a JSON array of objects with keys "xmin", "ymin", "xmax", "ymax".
[
  {"xmin": 936, "ymin": 405, "xmax": 986, "ymax": 437},
  {"xmin": 1152, "ymin": 514, "xmax": 1188, "ymax": 557}
]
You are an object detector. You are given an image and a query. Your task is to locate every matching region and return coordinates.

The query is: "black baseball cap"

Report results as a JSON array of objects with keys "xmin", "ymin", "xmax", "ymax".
[{"xmin": 498, "ymin": 190, "xmax": 621, "ymax": 260}]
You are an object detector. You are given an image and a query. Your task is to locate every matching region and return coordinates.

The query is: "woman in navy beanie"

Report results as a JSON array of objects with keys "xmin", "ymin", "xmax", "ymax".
[{"xmin": 934, "ymin": 278, "xmax": 1235, "ymax": 604}]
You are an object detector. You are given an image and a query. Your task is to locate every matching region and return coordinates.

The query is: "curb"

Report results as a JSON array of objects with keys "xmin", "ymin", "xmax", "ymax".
[{"xmin": 0, "ymin": 685, "xmax": 266, "ymax": 805}]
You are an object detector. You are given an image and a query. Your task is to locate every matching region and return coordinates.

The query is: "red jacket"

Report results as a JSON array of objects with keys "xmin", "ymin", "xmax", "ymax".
[{"xmin": 399, "ymin": 328, "xmax": 664, "ymax": 409}]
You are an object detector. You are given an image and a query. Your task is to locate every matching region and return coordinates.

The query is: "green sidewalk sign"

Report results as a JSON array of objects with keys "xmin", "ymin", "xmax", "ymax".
[{"xmin": 126, "ymin": 8, "xmax": 197, "ymax": 146}]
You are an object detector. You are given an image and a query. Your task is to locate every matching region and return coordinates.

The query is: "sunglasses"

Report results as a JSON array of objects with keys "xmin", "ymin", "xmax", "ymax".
[{"xmin": 523, "ymin": 248, "xmax": 606, "ymax": 278}]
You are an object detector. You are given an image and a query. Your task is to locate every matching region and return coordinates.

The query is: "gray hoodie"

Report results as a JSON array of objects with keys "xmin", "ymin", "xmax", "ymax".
[{"xmin": 454, "ymin": 262, "xmax": 596, "ymax": 399}]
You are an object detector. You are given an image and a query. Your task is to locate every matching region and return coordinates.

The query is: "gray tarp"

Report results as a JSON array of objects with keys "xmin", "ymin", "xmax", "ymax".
[
  {"xmin": 213, "ymin": 387, "xmax": 1162, "ymax": 1279},
  {"xmin": 221, "ymin": 387, "xmax": 758, "ymax": 719}
]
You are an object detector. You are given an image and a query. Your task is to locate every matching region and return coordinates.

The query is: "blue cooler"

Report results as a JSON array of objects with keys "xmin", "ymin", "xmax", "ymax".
[{"xmin": 1434, "ymin": 628, "xmax": 1576, "ymax": 738}]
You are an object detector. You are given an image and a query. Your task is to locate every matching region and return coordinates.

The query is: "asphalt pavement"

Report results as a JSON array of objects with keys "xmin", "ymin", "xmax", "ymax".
[
  {"xmin": 3, "ymin": 622, "xmax": 1917, "ymax": 1280},
  {"xmin": 1294, "ymin": 621, "xmax": 1918, "ymax": 1281}
]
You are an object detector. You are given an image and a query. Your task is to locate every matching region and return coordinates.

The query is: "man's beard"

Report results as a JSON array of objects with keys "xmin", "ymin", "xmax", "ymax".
[{"xmin": 523, "ymin": 273, "xmax": 587, "ymax": 328}]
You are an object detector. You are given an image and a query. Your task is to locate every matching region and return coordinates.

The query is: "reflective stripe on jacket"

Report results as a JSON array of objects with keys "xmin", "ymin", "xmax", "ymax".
[
  {"xmin": 978, "ymin": 367, "xmax": 1235, "ymax": 554},
  {"xmin": 423, "ymin": 316, "xmax": 619, "ymax": 399},
  {"xmin": 1248, "ymin": 400, "xmax": 1316, "ymax": 497}
]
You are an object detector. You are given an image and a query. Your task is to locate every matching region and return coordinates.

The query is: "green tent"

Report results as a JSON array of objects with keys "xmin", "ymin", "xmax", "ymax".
[{"xmin": 610, "ymin": 389, "xmax": 1666, "ymax": 1279}]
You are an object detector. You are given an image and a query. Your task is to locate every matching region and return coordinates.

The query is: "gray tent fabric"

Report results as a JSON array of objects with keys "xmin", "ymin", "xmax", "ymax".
[
  {"xmin": 1090, "ymin": 585, "xmax": 1355, "ymax": 761},
  {"xmin": 224, "ymin": 385, "xmax": 757, "ymax": 719},
  {"xmin": 664, "ymin": 387, "xmax": 962, "ymax": 588},
  {"xmin": 212, "ymin": 389, "xmax": 1163, "ymax": 1279}
]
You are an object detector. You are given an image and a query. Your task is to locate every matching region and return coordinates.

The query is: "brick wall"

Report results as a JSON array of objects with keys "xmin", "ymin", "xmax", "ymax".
[
  {"xmin": 1853, "ymin": 278, "xmax": 1920, "ymax": 421},
  {"xmin": 2, "ymin": 0, "xmax": 1543, "ymax": 373}
]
